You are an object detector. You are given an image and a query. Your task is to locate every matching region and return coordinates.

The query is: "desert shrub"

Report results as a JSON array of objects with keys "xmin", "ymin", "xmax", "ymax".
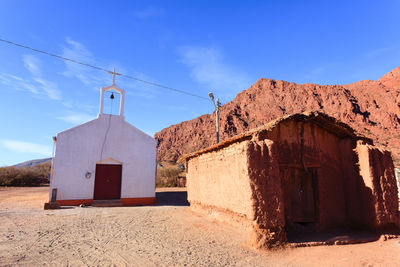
[
  {"xmin": 156, "ymin": 164, "xmax": 186, "ymax": 187},
  {"xmin": 0, "ymin": 162, "xmax": 51, "ymax": 186}
]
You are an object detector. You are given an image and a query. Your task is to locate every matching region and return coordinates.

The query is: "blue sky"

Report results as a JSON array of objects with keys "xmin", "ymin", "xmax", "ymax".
[{"xmin": 1, "ymin": 0, "xmax": 400, "ymax": 166}]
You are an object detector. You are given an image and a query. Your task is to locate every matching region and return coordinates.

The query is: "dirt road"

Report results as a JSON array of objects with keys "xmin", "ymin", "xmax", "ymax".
[{"xmin": 0, "ymin": 187, "xmax": 399, "ymax": 266}]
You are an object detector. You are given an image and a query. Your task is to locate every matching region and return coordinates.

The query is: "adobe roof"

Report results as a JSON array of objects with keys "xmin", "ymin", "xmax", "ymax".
[{"xmin": 177, "ymin": 111, "xmax": 372, "ymax": 163}]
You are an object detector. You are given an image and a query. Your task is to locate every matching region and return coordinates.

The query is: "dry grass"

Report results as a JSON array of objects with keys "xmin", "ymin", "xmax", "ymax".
[
  {"xmin": 156, "ymin": 164, "xmax": 186, "ymax": 187},
  {"xmin": 0, "ymin": 162, "xmax": 51, "ymax": 186}
]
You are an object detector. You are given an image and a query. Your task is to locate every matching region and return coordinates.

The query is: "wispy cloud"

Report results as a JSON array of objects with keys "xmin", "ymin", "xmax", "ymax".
[
  {"xmin": 60, "ymin": 38, "xmax": 161, "ymax": 99},
  {"xmin": 0, "ymin": 70, "xmax": 61, "ymax": 100},
  {"xmin": 179, "ymin": 46, "xmax": 250, "ymax": 99},
  {"xmin": 57, "ymin": 113, "xmax": 95, "ymax": 124},
  {"xmin": 22, "ymin": 54, "xmax": 62, "ymax": 100},
  {"xmin": 33, "ymin": 78, "xmax": 61, "ymax": 100},
  {"xmin": 61, "ymin": 38, "xmax": 107, "ymax": 86},
  {"xmin": 0, "ymin": 140, "xmax": 52, "ymax": 156},
  {"xmin": 364, "ymin": 46, "xmax": 394, "ymax": 58},
  {"xmin": 23, "ymin": 54, "xmax": 42, "ymax": 76},
  {"xmin": 133, "ymin": 6, "xmax": 165, "ymax": 19},
  {"xmin": 0, "ymin": 73, "xmax": 39, "ymax": 94}
]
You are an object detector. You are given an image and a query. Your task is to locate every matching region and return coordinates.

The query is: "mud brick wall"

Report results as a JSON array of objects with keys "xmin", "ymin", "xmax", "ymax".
[
  {"xmin": 395, "ymin": 168, "xmax": 400, "ymax": 208},
  {"xmin": 356, "ymin": 142, "xmax": 399, "ymax": 229},
  {"xmin": 246, "ymin": 138, "xmax": 286, "ymax": 248},
  {"xmin": 186, "ymin": 141, "xmax": 255, "ymax": 220}
]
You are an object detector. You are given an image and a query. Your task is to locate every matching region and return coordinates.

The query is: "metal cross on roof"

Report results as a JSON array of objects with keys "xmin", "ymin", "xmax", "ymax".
[{"xmin": 109, "ymin": 67, "xmax": 121, "ymax": 85}]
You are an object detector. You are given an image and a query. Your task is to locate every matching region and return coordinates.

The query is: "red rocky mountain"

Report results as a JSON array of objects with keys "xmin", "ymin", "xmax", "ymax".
[{"xmin": 155, "ymin": 67, "xmax": 400, "ymax": 166}]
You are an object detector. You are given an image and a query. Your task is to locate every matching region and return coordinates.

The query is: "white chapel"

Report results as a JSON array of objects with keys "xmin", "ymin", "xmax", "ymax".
[{"xmin": 49, "ymin": 71, "xmax": 156, "ymax": 206}]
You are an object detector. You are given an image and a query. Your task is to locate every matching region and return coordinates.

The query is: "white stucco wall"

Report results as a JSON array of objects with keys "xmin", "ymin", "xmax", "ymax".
[{"xmin": 51, "ymin": 114, "xmax": 156, "ymax": 200}]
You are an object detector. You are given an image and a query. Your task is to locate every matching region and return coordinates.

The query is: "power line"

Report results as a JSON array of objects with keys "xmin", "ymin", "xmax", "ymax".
[{"xmin": 0, "ymin": 37, "xmax": 209, "ymax": 100}]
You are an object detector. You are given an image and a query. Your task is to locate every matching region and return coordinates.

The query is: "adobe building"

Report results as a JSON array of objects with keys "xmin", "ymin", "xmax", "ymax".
[
  {"xmin": 179, "ymin": 112, "xmax": 399, "ymax": 248},
  {"xmin": 49, "ymin": 73, "xmax": 157, "ymax": 206},
  {"xmin": 396, "ymin": 168, "xmax": 400, "ymax": 204}
]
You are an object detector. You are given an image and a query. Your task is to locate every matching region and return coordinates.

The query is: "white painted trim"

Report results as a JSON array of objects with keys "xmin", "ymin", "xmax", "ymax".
[{"xmin": 96, "ymin": 158, "xmax": 123, "ymax": 165}]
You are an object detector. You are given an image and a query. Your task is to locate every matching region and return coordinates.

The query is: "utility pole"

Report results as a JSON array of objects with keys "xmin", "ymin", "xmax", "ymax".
[{"xmin": 208, "ymin": 92, "xmax": 221, "ymax": 144}]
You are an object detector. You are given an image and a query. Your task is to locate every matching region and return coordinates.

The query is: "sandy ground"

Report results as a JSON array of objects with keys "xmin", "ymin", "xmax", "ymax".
[{"xmin": 0, "ymin": 187, "xmax": 399, "ymax": 266}]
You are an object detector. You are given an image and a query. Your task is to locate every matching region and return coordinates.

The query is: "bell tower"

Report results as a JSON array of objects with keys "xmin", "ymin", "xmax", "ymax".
[{"xmin": 98, "ymin": 68, "xmax": 126, "ymax": 119}]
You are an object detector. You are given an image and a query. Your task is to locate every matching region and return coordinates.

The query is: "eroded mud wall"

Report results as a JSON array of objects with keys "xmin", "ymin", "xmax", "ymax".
[
  {"xmin": 186, "ymin": 141, "xmax": 255, "ymax": 220},
  {"xmin": 395, "ymin": 168, "xmax": 400, "ymax": 207},
  {"xmin": 246, "ymin": 138, "xmax": 287, "ymax": 248},
  {"xmin": 356, "ymin": 142, "xmax": 399, "ymax": 230},
  {"xmin": 341, "ymin": 140, "xmax": 376, "ymax": 228}
]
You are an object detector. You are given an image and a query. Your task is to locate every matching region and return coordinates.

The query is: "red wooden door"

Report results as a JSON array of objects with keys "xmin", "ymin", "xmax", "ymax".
[{"xmin": 94, "ymin": 164, "xmax": 122, "ymax": 200}]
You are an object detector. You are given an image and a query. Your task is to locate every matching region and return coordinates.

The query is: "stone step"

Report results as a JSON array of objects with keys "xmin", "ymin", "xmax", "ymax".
[{"xmin": 92, "ymin": 199, "xmax": 123, "ymax": 207}]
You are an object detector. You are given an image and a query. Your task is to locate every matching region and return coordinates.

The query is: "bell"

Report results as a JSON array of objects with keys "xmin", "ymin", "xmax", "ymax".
[{"xmin": 110, "ymin": 92, "xmax": 115, "ymax": 99}]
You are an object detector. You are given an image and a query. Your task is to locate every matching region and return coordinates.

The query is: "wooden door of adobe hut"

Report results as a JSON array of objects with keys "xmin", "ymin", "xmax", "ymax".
[{"xmin": 290, "ymin": 168, "xmax": 317, "ymax": 223}]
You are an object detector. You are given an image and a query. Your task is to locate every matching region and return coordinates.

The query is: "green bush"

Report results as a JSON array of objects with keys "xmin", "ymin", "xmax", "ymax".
[{"xmin": 0, "ymin": 162, "xmax": 51, "ymax": 186}]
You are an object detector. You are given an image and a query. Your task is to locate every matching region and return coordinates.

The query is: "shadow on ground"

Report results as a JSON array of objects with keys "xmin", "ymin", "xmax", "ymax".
[
  {"xmin": 156, "ymin": 191, "xmax": 189, "ymax": 206},
  {"xmin": 286, "ymin": 226, "xmax": 380, "ymax": 245}
]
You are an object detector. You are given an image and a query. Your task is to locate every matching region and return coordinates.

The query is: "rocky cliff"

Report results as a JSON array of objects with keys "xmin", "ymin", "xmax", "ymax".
[{"xmin": 155, "ymin": 67, "xmax": 400, "ymax": 166}]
